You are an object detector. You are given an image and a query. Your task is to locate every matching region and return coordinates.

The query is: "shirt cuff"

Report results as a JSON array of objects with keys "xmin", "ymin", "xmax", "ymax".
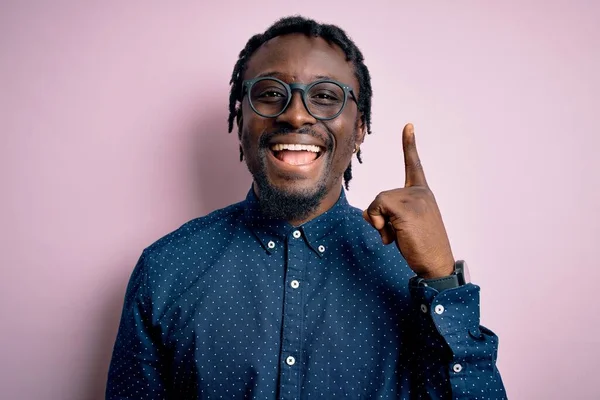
[
  {"xmin": 409, "ymin": 282, "xmax": 505, "ymax": 398},
  {"xmin": 410, "ymin": 282, "xmax": 485, "ymax": 348}
]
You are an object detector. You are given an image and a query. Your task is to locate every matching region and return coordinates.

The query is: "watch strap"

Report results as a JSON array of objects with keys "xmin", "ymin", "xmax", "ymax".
[
  {"xmin": 418, "ymin": 274, "xmax": 460, "ymax": 291},
  {"xmin": 411, "ymin": 260, "xmax": 468, "ymax": 292}
]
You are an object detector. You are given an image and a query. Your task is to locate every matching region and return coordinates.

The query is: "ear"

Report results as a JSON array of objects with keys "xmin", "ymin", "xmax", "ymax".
[
  {"xmin": 355, "ymin": 113, "xmax": 366, "ymax": 145},
  {"xmin": 236, "ymin": 110, "xmax": 244, "ymax": 140}
]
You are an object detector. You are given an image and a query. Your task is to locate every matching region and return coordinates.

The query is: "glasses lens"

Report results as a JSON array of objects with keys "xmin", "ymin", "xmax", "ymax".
[
  {"xmin": 306, "ymin": 82, "xmax": 345, "ymax": 119},
  {"xmin": 249, "ymin": 79, "xmax": 288, "ymax": 117}
]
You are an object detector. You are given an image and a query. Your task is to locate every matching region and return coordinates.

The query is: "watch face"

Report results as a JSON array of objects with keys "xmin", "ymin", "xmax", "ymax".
[
  {"xmin": 462, "ymin": 260, "xmax": 471, "ymax": 284},
  {"xmin": 456, "ymin": 260, "xmax": 471, "ymax": 285}
]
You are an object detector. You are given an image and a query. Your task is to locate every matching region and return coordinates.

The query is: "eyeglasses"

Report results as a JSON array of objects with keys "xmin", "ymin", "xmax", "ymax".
[{"xmin": 242, "ymin": 77, "xmax": 358, "ymax": 121}]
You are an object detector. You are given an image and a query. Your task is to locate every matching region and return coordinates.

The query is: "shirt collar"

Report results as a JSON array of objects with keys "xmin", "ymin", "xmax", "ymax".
[{"xmin": 242, "ymin": 187, "xmax": 353, "ymax": 255}]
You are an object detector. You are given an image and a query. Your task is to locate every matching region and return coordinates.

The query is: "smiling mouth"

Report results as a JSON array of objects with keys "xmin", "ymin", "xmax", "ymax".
[{"xmin": 270, "ymin": 143, "xmax": 324, "ymax": 166}]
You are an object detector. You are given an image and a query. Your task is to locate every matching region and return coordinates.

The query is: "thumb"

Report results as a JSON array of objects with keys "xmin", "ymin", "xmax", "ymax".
[{"xmin": 362, "ymin": 209, "xmax": 387, "ymax": 231}]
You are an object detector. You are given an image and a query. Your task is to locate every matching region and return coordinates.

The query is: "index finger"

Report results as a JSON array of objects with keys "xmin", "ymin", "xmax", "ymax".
[{"xmin": 402, "ymin": 123, "xmax": 428, "ymax": 187}]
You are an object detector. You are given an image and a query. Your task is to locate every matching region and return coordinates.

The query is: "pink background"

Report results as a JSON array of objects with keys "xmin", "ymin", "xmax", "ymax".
[{"xmin": 2, "ymin": 1, "xmax": 599, "ymax": 399}]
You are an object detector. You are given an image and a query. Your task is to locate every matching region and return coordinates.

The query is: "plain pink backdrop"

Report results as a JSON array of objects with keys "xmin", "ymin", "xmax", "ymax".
[{"xmin": 2, "ymin": 1, "xmax": 599, "ymax": 399}]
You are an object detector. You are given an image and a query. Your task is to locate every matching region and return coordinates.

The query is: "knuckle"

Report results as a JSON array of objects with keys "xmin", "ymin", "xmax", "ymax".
[
  {"xmin": 414, "ymin": 186, "xmax": 433, "ymax": 198},
  {"xmin": 406, "ymin": 159, "xmax": 423, "ymax": 171},
  {"xmin": 374, "ymin": 192, "xmax": 388, "ymax": 204}
]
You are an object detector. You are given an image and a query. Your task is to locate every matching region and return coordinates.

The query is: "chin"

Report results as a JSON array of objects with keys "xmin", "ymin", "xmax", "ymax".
[
  {"xmin": 253, "ymin": 171, "xmax": 328, "ymax": 221},
  {"xmin": 267, "ymin": 176, "xmax": 323, "ymax": 196}
]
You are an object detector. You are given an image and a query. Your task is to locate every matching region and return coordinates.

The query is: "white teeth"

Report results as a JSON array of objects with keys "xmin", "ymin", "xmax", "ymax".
[{"xmin": 271, "ymin": 143, "xmax": 321, "ymax": 152}]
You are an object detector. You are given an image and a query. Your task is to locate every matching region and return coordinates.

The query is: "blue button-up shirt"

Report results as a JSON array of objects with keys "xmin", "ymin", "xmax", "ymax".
[{"xmin": 107, "ymin": 189, "xmax": 506, "ymax": 399}]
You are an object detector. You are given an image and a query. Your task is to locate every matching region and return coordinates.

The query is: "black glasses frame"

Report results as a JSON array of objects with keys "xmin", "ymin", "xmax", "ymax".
[{"xmin": 242, "ymin": 76, "xmax": 358, "ymax": 121}]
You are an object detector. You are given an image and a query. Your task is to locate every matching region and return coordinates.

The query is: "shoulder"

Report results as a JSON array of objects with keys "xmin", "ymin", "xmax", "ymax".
[
  {"xmin": 142, "ymin": 201, "xmax": 246, "ymax": 263},
  {"xmin": 343, "ymin": 204, "xmax": 383, "ymax": 246},
  {"xmin": 131, "ymin": 201, "xmax": 249, "ymax": 312},
  {"xmin": 337, "ymin": 203, "xmax": 414, "ymax": 292}
]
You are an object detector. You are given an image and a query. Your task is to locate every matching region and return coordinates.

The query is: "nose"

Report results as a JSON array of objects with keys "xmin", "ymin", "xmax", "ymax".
[{"xmin": 275, "ymin": 91, "xmax": 317, "ymax": 128}]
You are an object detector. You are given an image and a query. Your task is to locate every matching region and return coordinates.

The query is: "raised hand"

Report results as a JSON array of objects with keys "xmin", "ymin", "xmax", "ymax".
[{"xmin": 363, "ymin": 123, "xmax": 455, "ymax": 279}]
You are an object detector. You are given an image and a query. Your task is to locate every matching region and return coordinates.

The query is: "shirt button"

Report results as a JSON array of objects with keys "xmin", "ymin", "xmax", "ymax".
[
  {"xmin": 286, "ymin": 356, "xmax": 296, "ymax": 366},
  {"xmin": 434, "ymin": 304, "xmax": 445, "ymax": 315},
  {"xmin": 420, "ymin": 304, "xmax": 428, "ymax": 313},
  {"xmin": 290, "ymin": 280, "xmax": 300, "ymax": 289},
  {"xmin": 292, "ymin": 230, "xmax": 301, "ymax": 239},
  {"xmin": 453, "ymin": 363, "xmax": 463, "ymax": 373},
  {"xmin": 318, "ymin": 245, "xmax": 325, "ymax": 253},
  {"xmin": 267, "ymin": 241, "xmax": 275, "ymax": 249}
]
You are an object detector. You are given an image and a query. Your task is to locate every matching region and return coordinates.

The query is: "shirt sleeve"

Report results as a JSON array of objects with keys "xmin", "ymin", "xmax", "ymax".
[
  {"xmin": 106, "ymin": 251, "xmax": 169, "ymax": 399},
  {"xmin": 408, "ymin": 283, "xmax": 507, "ymax": 399}
]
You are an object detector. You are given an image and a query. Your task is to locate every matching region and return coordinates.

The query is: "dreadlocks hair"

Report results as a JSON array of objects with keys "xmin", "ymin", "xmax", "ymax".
[{"xmin": 227, "ymin": 15, "xmax": 373, "ymax": 190}]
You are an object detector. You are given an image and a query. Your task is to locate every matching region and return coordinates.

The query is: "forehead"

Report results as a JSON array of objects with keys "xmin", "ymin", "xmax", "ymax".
[{"xmin": 243, "ymin": 34, "xmax": 357, "ymax": 87}]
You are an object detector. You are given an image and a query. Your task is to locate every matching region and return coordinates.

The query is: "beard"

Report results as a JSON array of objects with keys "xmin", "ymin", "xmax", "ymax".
[
  {"xmin": 254, "ymin": 173, "xmax": 327, "ymax": 221},
  {"xmin": 243, "ymin": 126, "xmax": 337, "ymax": 222},
  {"xmin": 252, "ymin": 166, "xmax": 329, "ymax": 222}
]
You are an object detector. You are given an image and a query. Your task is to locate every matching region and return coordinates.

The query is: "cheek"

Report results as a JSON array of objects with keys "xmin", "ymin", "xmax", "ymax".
[
  {"xmin": 240, "ymin": 103, "xmax": 272, "ymax": 146},
  {"xmin": 323, "ymin": 118, "xmax": 357, "ymax": 176},
  {"xmin": 325, "ymin": 118, "xmax": 357, "ymax": 151}
]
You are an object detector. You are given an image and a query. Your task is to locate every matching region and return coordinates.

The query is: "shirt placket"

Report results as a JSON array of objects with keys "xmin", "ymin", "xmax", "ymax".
[{"xmin": 278, "ymin": 228, "xmax": 308, "ymax": 400}]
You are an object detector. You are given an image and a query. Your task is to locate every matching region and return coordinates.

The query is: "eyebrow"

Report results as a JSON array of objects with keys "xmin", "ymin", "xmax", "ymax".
[
  {"xmin": 255, "ymin": 71, "xmax": 282, "ymax": 79},
  {"xmin": 254, "ymin": 71, "xmax": 336, "ymax": 81}
]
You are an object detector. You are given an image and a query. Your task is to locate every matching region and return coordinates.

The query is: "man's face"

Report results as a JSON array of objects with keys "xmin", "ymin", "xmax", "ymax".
[{"xmin": 239, "ymin": 33, "xmax": 365, "ymax": 222}]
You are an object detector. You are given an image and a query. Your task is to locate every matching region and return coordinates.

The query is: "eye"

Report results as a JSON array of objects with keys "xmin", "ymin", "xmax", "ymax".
[
  {"xmin": 309, "ymin": 89, "xmax": 343, "ymax": 105},
  {"xmin": 314, "ymin": 92, "xmax": 337, "ymax": 100},
  {"xmin": 259, "ymin": 90, "xmax": 285, "ymax": 98},
  {"xmin": 252, "ymin": 86, "xmax": 287, "ymax": 104}
]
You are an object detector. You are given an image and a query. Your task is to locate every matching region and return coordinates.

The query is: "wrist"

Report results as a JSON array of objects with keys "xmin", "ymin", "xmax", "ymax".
[
  {"xmin": 419, "ymin": 261, "xmax": 455, "ymax": 280},
  {"xmin": 413, "ymin": 260, "xmax": 470, "ymax": 291}
]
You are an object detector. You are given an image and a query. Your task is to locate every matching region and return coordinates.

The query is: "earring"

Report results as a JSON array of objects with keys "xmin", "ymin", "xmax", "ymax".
[{"xmin": 353, "ymin": 144, "xmax": 360, "ymax": 154}]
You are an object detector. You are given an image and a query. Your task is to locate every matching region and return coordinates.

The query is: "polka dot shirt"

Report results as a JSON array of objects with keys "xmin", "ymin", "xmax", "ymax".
[{"xmin": 106, "ymin": 189, "xmax": 506, "ymax": 399}]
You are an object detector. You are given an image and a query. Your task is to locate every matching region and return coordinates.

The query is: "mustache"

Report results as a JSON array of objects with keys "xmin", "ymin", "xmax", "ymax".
[{"xmin": 259, "ymin": 126, "xmax": 334, "ymax": 152}]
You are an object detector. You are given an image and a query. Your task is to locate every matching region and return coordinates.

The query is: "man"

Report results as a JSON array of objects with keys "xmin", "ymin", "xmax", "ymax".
[{"xmin": 107, "ymin": 16, "xmax": 506, "ymax": 399}]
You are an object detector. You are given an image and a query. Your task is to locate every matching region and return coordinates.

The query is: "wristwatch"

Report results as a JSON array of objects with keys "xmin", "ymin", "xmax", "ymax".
[{"xmin": 413, "ymin": 260, "xmax": 471, "ymax": 291}]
